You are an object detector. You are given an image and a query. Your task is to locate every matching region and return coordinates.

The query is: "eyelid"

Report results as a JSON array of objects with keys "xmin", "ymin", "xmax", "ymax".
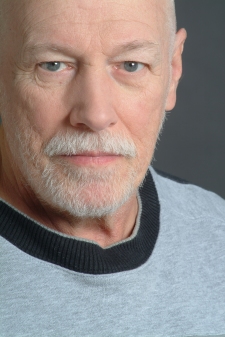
[
  {"xmin": 115, "ymin": 61, "xmax": 146, "ymax": 72},
  {"xmin": 38, "ymin": 61, "xmax": 71, "ymax": 72},
  {"xmin": 125, "ymin": 61, "xmax": 145, "ymax": 68}
]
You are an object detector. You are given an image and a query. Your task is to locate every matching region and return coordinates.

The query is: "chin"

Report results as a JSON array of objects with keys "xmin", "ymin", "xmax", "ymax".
[
  {"xmin": 40, "ymin": 182, "xmax": 136, "ymax": 219},
  {"xmin": 27, "ymin": 160, "xmax": 138, "ymax": 219}
]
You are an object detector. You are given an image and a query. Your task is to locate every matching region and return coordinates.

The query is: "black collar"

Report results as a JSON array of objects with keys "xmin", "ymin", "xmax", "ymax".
[{"xmin": 0, "ymin": 169, "xmax": 160, "ymax": 274}]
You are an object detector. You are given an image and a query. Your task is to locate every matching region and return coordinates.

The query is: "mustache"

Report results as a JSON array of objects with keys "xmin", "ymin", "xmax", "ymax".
[{"xmin": 44, "ymin": 130, "xmax": 137, "ymax": 158}]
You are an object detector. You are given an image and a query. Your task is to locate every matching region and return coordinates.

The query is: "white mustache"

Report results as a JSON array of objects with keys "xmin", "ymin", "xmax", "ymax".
[{"xmin": 44, "ymin": 131, "xmax": 137, "ymax": 158}]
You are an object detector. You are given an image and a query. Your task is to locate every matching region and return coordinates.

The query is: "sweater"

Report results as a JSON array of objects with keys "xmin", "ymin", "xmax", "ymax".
[{"xmin": 1, "ymin": 167, "xmax": 225, "ymax": 337}]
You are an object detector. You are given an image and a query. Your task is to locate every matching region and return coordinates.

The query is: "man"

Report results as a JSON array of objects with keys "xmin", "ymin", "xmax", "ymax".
[{"xmin": 0, "ymin": 0, "xmax": 224, "ymax": 336}]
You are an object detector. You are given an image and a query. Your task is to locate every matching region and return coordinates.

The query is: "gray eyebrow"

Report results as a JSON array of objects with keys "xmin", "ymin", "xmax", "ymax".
[
  {"xmin": 24, "ymin": 40, "xmax": 159, "ymax": 52},
  {"xmin": 109, "ymin": 40, "xmax": 161, "ymax": 65},
  {"xmin": 23, "ymin": 43, "xmax": 73, "ymax": 55},
  {"xmin": 21, "ymin": 40, "xmax": 160, "ymax": 64},
  {"xmin": 112, "ymin": 40, "xmax": 160, "ymax": 54}
]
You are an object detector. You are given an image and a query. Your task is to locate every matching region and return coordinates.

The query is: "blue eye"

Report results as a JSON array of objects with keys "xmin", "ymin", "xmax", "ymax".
[
  {"xmin": 39, "ymin": 62, "xmax": 67, "ymax": 72},
  {"xmin": 123, "ymin": 61, "xmax": 144, "ymax": 73}
]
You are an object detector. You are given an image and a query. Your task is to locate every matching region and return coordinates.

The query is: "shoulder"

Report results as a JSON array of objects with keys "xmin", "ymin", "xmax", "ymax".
[{"xmin": 150, "ymin": 166, "xmax": 225, "ymax": 221}]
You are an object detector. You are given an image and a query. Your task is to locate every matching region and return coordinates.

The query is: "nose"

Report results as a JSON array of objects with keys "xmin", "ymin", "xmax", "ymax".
[{"xmin": 69, "ymin": 68, "xmax": 118, "ymax": 132}]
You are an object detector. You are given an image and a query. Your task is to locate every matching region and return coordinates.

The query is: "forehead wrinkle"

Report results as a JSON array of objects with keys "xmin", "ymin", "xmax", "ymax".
[{"xmin": 2, "ymin": 0, "xmax": 169, "ymax": 65}]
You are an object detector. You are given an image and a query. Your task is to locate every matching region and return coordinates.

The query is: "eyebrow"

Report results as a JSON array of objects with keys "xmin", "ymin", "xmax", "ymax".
[
  {"xmin": 23, "ymin": 43, "xmax": 72, "ymax": 56},
  {"xmin": 21, "ymin": 42, "xmax": 80, "ymax": 63},
  {"xmin": 112, "ymin": 40, "xmax": 160, "ymax": 54},
  {"xmin": 109, "ymin": 40, "xmax": 161, "ymax": 65},
  {"xmin": 22, "ymin": 40, "xmax": 160, "ymax": 62}
]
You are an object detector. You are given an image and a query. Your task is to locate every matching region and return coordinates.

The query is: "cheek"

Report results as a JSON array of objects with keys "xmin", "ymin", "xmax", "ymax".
[
  {"xmin": 119, "ymin": 85, "xmax": 166, "ymax": 153},
  {"xmin": 12, "ymin": 82, "xmax": 68, "ymax": 138},
  {"xmin": 118, "ymin": 84, "xmax": 167, "ymax": 184}
]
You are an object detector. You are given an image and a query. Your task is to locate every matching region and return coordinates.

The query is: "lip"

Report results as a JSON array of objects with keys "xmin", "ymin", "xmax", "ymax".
[{"xmin": 60, "ymin": 152, "xmax": 122, "ymax": 166}]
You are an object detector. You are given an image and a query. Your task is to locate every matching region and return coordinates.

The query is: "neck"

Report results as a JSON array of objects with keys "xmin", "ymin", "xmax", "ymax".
[
  {"xmin": 44, "ymin": 195, "xmax": 139, "ymax": 247},
  {"xmin": 0, "ymin": 167, "xmax": 139, "ymax": 248},
  {"xmin": 0, "ymin": 135, "xmax": 139, "ymax": 247}
]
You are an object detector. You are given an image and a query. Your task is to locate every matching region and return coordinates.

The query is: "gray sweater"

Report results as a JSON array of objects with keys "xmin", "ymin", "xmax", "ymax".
[{"xmin": 1, "ymin": 167, "xmax": 225, "ymax": 337}]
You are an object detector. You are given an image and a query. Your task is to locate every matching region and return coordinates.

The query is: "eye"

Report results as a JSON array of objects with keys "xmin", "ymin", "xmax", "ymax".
[
  {"xmin": 123, "ymin": 61, "xmax": 145, "ymax": 73},
  {"xmin": 39, "ymin": 62, "xmax": 67, "ymax": 72}
]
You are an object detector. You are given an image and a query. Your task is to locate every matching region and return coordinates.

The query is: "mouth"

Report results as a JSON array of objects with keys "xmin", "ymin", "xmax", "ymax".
[{"xmin": 60, "ymin": 152, "xmax": 123, "ymax": 167}]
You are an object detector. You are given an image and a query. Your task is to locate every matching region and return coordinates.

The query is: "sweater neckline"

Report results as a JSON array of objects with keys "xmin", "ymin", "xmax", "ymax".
[{"xmin": 0, "ymin": 169, "xmax": 160, "ymax": 274}]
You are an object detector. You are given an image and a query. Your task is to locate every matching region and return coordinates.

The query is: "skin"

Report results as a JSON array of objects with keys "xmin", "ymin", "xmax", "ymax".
[{"xmin": 0, "ymin": 0, "xmax": 186, "ymax": 247}]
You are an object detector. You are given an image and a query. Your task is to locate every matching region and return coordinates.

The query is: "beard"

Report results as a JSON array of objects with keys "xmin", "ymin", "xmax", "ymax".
[
  {"xmin": 16, "ymin": 128, "xmax": 140, "ymax": 219},
  {"xmin": 1, "ymin": 77, "xmax": 166, "ymax": 220}
]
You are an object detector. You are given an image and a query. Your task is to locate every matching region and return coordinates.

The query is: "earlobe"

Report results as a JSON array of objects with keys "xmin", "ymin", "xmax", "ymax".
[{"xmin": 165, "ymin": 28, "xmax": 187, "ymax": 112}]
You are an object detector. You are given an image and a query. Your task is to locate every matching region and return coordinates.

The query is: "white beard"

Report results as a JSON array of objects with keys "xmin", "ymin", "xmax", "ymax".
[{"xmin": 17, "ymin": 129, "xmax": 139, "ymax": 218}]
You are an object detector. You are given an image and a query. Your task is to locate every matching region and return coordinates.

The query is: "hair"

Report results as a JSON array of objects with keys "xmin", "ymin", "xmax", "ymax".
[
  {"xmin": 0, "ymin": 0, "xmax": 177, "ymax": 66},
  {"xmin": 168, "ymin": 0, "xmax": 177, "ymax": 34},
  {"xmin": 0, "ymin": 0, "xmax": 7, "ymax": 61},
  {"xmin": 165, "ymin": 0, "xmax": 177, "ymax": 56},
  {"xmin": 0, "ymin": 0, "xmax": 177, "ymax": 47}
]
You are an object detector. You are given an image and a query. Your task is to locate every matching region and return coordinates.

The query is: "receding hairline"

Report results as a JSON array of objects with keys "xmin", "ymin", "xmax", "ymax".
[
  {"xmin": 166, "ymin": 0, "xmax": 177, "ymax": 53},
  {"xmin": 0, "ymin": 0, "xmax": 176, "ymax": 28},
  {"xmin": 0, "ymin": 0, "xmax": 177, "ymax": 58}
]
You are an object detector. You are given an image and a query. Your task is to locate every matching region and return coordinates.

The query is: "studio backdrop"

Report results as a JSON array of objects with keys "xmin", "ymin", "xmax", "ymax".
[{"xmin": 153, "ymin": 0, "xmax": 225, "ymax": 199}]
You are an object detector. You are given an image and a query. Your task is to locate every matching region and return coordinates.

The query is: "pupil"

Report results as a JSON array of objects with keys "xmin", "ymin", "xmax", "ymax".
[
  {"xmin": 124, "ymin": 61, "xmax": 138, "ymax": 72},
  {"xmin": 47, "ymin": 62, "xmax": 61, "ymax": 71}
]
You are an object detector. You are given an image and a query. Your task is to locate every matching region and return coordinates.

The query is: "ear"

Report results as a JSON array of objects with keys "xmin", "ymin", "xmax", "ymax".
[{"xmin": 165, "ymin": 28, "xmax": 187, "ymax": 111}]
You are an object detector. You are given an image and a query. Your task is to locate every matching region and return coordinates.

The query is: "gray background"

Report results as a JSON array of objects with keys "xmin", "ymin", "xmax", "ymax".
[{"xmin": 153, "ymin": 0, "xmax": 225, "ymax": 199}]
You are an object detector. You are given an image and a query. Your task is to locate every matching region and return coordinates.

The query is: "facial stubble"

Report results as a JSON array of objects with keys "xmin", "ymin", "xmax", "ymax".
[{"xmin": 16, "ymin": 128, "xmax": 141, "ymax": 219}]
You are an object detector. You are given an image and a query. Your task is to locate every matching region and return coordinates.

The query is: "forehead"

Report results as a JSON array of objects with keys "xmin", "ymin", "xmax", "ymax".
[
  {"xmin": 6, "ymin": 0, "xmax": 167, "ymax": 50},
  {"xmin": 11, "ymin": 0, "xmax": 164, "ymax": 23}
]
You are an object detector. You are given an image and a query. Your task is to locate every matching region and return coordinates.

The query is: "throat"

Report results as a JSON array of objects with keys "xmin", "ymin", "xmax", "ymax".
[{"xmin": 37, "ymin": 194, "xmax": 139, "ymax": 248}]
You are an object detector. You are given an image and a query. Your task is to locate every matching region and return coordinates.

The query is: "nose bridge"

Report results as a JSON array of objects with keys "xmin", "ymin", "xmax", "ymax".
[
  {"xmin": 84, "ymin": 65, "xmax": 110, "ymax": 110},
  {"xmin": 70, "ymin": 64, "xmax": 118, "ymax": 132}
]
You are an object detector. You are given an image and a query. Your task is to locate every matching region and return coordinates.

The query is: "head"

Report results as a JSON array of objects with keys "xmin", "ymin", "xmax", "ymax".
[{"xmin": 0, "ymin": 0, "xmax": 186, "ymax": 218}]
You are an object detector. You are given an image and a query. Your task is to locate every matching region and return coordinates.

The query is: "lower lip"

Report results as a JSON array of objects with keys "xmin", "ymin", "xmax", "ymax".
[{"xmin": 61, "ymin": 155, "xmax": 121, "ymax": 166}]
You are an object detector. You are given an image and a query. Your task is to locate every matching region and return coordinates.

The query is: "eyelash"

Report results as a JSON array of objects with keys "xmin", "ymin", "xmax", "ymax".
[
  {"xmin": 118, "ymin": 61, "xmax": 145, "ymax": 73},
  {"xmin": 38, "ymin": 61, "xmax": 146, "ymax": 74},
  {"xmin": 38, "ymin": 62, "xmax": 70, "ymax": 72}
]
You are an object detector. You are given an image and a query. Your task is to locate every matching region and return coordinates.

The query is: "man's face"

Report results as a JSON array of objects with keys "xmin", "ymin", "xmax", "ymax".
[{"xmin": 0, "ymin": 0, "xmax": 176, "ymax": 217}]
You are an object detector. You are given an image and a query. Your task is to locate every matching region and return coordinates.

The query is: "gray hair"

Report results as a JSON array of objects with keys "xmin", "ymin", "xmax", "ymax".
[
  {"xmin": 0, "ymin": 0, "xmax": 177, "ymax": 50},
  {"xmin": 166, "ymin": 0, "xmax": 177, "ymax": 56}
]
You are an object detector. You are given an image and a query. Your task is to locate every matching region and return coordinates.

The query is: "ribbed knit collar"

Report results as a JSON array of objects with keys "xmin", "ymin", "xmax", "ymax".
[{"xmin": 0, "ymin": 169, "xmax": 160, "ymax": 274}]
